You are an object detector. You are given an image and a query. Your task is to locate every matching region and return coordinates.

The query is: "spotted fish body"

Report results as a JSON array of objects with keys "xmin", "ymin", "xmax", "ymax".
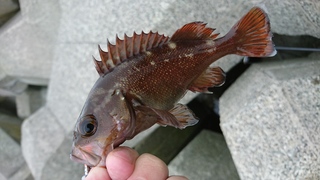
[{"xmin": 71, "ymin": 7, "xmax": 276, "ymax": 167}]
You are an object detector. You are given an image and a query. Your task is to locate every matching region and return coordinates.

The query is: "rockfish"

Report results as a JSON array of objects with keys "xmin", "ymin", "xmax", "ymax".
[{"xmin": 71, "ymin": 7, "xmax": 276, "ymax": 167}]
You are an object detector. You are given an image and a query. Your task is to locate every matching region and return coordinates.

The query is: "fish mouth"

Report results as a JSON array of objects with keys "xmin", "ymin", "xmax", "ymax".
[{"xmin": 70, "ymin": 146, "xmax": 102, "ymax": 167}]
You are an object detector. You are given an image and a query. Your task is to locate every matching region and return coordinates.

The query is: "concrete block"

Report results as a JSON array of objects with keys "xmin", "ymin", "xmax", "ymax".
[
  {"xmin": 0, "ymin": 128, "xmax": 31, "ymax": 180},
  {"xmin": 0, "ymin": 76, "xmax": 27, "ymax": 96},
  {"xmin": 28, "ymin": 85, "xmax": 47, "ymax": 114},
  {"xmin": 0, "ymin": 67, "xmax": 5, "ymax": 80},
  {"xmin": 16, "ymin": 85, "xmax": 47, "ymax": 119},
  {"xmin": 0, "ymin": 112, "xmax": 21, "ymax": 142},
  {"xmin": 168, "ymin": 130, "xmax": 239, "ymax": 180},
  {"xmin": 46, "ymin": 43, "xmax": 98, "ymax": 133},
  {"xmin": 0, "ymin": 0, "xmax": 18, "ymax": 27},
  {"xmin": 21, "ymin": 106, "xmax": 65, "ymax": 180},
  {"xmin": 0, "ymin": 0, "xmax": 18, "ymax": 16},
  {"xmin": 40, "ymin": 132, "xmax": 83, "ymax": 180},
  {"xmin": 220, "ymin": 58, "xmax": 320, "ymax": 179},
  {"xmin": 15, "ymin": 91, "xmax": 31, "ymax": 119},
  {"xmin": 58, "ymin": 0, "xmax": 242, "ymax": 71},
  {"xmin": 0, "ymin": 0, "xmax": 60, "ymax": 85}
]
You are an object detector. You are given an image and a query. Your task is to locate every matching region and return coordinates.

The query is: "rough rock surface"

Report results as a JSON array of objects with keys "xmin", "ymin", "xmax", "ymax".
[
  {"xmin": 0, "ymin": 0, "xmax": 18, "ymax": 16},
  {"xmin": 21, "ymin": 106, "xmax": 65, "ymax": 180},
  {"xmin": 168, "ymin": 130, "xmax": 239, "ymax": 180},
  {"xmin": 0, "ymin": 0, "xmax": 19, "ymax": 27},
  {"xmin": 0, "ymin": 128, "xmax": 31, "ymax": 180},
  {"xmin": 0, "ymin": 0, "xmax": 60, "ymax": 85},
  {"xmin": 220, "ymin": 57, "xmax": 320, "ymax": 179}
]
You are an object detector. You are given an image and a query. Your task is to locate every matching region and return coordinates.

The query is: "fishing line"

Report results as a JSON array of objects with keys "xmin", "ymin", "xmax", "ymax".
[{"xmin": 275, "ymin": 46, "xmax": 320, "ymax": 52}]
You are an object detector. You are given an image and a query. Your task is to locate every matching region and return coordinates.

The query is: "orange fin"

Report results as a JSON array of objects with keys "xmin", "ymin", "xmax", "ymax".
[
  {"xmin": 136, "ymin": 104, "xmax": 198, "ymax": 129},
  {"xmin": 188, "ymin": 67, "xmax": 226, "ymax": 93},
  {"xmin": 126, "ymin": 108, "xmax": 159, "ymax": 139},
  {"xmin": 95, "ymin": 32, "xmax": 169, "ymax": 76},
  {"xmin": 170, "ymin": 22, "xmax": 219, "ymax": 42},
  {"xmin": 167, "ymin": 104, "xmax": 198, "ymax": 129},
  {"xmin": 157, "ymin": 104, "xmax": 198, "ymax": 129},
  {"xmin": 223, "ymin": 7, "xmax": 276, "ymax": 57}
]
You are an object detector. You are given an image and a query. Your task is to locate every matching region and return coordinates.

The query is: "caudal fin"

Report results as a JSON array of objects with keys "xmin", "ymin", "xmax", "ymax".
[{"xmin": 224, "ymin": 7, "xmax": 276, "ymax": 57}]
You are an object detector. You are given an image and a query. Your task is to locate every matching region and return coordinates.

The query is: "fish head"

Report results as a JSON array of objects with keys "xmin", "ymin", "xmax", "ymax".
[
  {"xmin": 70, "ymin": 113, "xmax": 116, "ymax": 167},
  {"xmin": 70, "ymin": 81, "xmax": 135, "ymax": 167}
]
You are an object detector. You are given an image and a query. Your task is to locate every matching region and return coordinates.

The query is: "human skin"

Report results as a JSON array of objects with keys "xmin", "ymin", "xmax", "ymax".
[{"xmin": 85, "ymin": 146, "xmax": 188, "ymax": 180}]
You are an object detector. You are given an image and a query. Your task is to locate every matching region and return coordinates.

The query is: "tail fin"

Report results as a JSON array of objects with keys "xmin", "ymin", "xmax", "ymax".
[{"xmin": 224, "ymin": 7, "xmax": 277, "ymax": 57}]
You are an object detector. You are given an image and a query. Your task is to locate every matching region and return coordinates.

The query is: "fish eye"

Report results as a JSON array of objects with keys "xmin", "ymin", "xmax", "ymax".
[{"xmin": 78, "ymin": 115, "xmax": 97, "ymax": 137}]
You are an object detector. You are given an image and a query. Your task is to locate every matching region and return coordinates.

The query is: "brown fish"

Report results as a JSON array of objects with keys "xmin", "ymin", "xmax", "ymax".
[{"xmin": 71, "ymin": 7, "xmax": 276, "ymax": 167}]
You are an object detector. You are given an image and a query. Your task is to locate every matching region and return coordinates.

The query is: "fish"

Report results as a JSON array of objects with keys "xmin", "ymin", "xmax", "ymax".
[{"xmin": 70, "ymin": 6, "xmax": 276, "ymax": 167}]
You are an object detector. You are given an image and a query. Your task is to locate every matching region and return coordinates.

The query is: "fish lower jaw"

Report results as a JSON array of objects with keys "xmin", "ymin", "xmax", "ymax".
[{"xmin": 70, "ymin": 146, "xmax": 102, "ymax": 167}]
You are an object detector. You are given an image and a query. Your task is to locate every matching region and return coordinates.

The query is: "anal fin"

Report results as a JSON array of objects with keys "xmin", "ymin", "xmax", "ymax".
[
  {"xmin": 188, "ymin": 66, "xmax": 226, "ymax": 93},
  {"xmin": 167, "ymin": 104, "xmax": 198, "ymax": 129}
]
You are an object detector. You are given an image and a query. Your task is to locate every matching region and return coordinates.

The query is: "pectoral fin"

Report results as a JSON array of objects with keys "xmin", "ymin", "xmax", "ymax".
[
  {"xmin": 128, "ymin": 106, "xmax": 159, "ymax": 139},
  {"xmin": 136, "ymin": 104, "xmax": 198, "ymax": 129},
  {"xmin": 188, "ymin": 66, "xmax": 226, "ymax": 93}
]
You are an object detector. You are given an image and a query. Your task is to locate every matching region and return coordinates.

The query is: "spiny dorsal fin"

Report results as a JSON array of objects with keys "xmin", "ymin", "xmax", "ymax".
[
  {"xmin": 95, "ymin": 32, "xmax": 169, "ymax": 76},
  {"xmin": 170, "ymin": 22, "xmax": 219, "ymax": 42}
]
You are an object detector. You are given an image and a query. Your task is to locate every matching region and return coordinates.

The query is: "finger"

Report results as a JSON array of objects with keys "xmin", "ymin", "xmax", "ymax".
[
  {"xmin": 106, "ymin": 146, "xmax": 139, "ymax": 180},
  {"xmin": 128, "ymin": 153, "xmax": 169, "ymax": 180},
  {"xmin": 167, "ymin": 175, "xmax": 189, "ymax": 180},
  {"xmin": 85, "ymin": 166, "xmax": 110, "ymax": 180}
]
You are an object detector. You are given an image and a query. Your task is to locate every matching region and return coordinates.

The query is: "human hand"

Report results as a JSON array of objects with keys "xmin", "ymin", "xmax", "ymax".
[{"xmin": 85, "ymin": 146, "xmax": 188, "ymax": 180}]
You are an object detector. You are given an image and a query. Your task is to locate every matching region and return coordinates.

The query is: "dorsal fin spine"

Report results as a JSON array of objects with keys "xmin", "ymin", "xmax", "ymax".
[
  {"xmin": 98, "ymin": 45, "xmax": 108, "ymax": 69},
  {"xmin": 147, "ymin": 31, "xmax": 155, "ymax": 50},
  {"xmin": 159, "ymin": 35, "xmax": 169, "ymax": 46},
  {"xmin": 107, "ymin": 40, "xmax": 117, "ymax": 67},
  {"xmin": 93, "ymin": 56, "xmax": 104, "ymax": 76},
  {"xmin": 115, "ymin": 34, "xmax": 122, "ymax": 63},
  {"xmin": 153, "ymin": 34, "xmax": 161, "ymax": 48},
  {"xmin": 133, "ymin": 32, "xmax": 140, "ymax": 55},
  {"xmin": 95, "ymin": 31, "xmax": 169, "ymax": 76},
  {"xmin": 107, "ymin": 39, "xmax": 113, "ymax": 62},
  {"xmin": 124, "ymin": 34, "xmax": 129, "ymax": 57},
  {"xmin": 129, "ymin": 34, "xmax": 134, "ymax": 57},
  {"xmin": 140, "ymin": 31, "xmax": 146, "ymax": 52},
  {"xmin": 147, "ymin": 33, "xmax": 151, "ymax": 50},
  {"xmin": 123, "ymin": 33, "xmax": 129, "ymax": 59}
]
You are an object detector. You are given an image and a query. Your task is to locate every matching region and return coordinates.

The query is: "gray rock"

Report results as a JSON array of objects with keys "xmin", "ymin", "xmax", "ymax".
[
  {"xmin": 0, "ymin": 76, "xmax": 27, "ymax": 96},
  {"xmin": 15, "ymin": 91, "xmax": 30, "ymax": 119},
  {"xmin": 0, "ymin": 67, "xmax": 5, "ymax": 80},
  {"xmin": 152, "ymin": 0, "xmax": 320, "ymax": 38},
  {"xmin": 40, "ymin": 132, "xmax": 83, "ymax": 180},
  {"xmin": 0, "ymin": 0, "xmax": 18, "ymax": 16},
  {"xmin": 220, "ymin": 57, "xmax": 320, "ymax": 179},
  {"xmin": 46, "ymin": 43, "xmax": 98, "ymax": 133},
  {"xmin": 0, "ymin": 112, "xmax": 21, "ymax": 143},
  {"xmin": 28, "ymin": 86, "xmax": 47, "ymax": 114},
  {"xmin": 265, "ymin": 0, "xmax": 320, "ymax": 38},
  {"xmin": 0, "ymin": 0, "xmax": 60, "ymax": 85},
  {"xmin": 309, "ymin": 52, "xmax": 320, "ymax": 59},
  {"xmin": 16, "ymin": 85, "xmax": 47, "ymax": 119},
  {"xmin": 0, "ymin": 128, "xmax": 31, "ymax": 180},
  {"xmin": 168, "ymin": 130, "xmax": 239, "ymax": 180},
  {"xmin": 21, "ymin": 106, "xmax": 65, "ymax": 180}
]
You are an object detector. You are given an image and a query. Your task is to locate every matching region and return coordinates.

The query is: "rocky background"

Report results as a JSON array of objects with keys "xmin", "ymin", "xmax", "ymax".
[{"xmin": 0, "ymin": 0, "xmax": 319, "ymax": 180}]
